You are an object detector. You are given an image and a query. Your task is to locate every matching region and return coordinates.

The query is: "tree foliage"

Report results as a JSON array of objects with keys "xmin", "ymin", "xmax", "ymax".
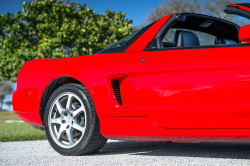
[
  {"xmin": 203, "ymin": 0, "xmax": 247, "ymax": 25},
  {"xmin": 146, "ymin": 0, "xmax": 248, "ymax": 25},
  {"xmin": 0, "ymin": 81, "xmax": 13, "ymax": 111},
  {"xmin": 0, "ymin": 0, "xmax": 134, "ymax": 82},
  {"xmin": 146, "ymin": 0, "xmax": 201, "ymax": 23},
  {"xmin": 4, "ymin": 101, "xmax": 12, "ymax": 111}
]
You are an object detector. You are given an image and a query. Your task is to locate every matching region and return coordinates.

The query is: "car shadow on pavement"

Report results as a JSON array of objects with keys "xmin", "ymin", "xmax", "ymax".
[{"xmin": 94, "ymin": 141, "xmax": 250, "ymax": 159}]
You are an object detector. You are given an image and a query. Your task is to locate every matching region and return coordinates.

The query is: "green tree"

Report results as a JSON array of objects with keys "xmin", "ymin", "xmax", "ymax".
[
  {"xmin": 0, "ymin": 81, "xmax": 13, "ymax": 111},
  {"xmin": 0, "ymin": 0, "xmax": 134, "ymax": 82},
  {"xmin": 4, "ymin": 101, "xmax": 12, "ymax": 111}
]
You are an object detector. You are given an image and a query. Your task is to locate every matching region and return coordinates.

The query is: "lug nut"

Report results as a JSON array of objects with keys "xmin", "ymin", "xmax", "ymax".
[
  {"xmin": 62, "ymin": 120, "xmax": 66, "ymax": 124},
  {"xmin": 66, "ymin": 125, "xmax": 69, "ymax": 129}
]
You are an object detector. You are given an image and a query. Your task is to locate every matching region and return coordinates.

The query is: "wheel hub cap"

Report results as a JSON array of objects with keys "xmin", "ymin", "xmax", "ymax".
[{"xmin": 48, "ymin": 92, "xmax": 87, "ymax": 149}]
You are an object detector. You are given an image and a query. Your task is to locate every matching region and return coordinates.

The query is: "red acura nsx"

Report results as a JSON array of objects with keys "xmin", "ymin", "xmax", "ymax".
[{"xmin": 13, "ymin": 3, "xmax": 250, "ymax": 155}]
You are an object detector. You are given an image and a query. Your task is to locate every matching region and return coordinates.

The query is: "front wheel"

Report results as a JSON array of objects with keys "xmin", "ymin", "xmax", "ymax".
[{"xmin": 44, "ymin": 83, "xmax": 107, "ymax": 156}]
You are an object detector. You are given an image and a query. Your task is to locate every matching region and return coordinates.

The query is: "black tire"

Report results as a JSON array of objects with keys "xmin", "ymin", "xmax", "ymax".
[{"xmin": 44, "ymin": 83, "xmax": 107, "ymax": 156}]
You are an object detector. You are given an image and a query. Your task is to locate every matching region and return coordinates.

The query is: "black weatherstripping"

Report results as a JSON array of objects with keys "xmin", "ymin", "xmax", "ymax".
[
  {"xmin": 149, "ymin": 14, "xmax": 177, "ymax": 49},
  {"xmin": 145, "ymin": 39, "xmax": 158, "ymax": 49},
  {"xmin": 97, "ymin": 22, "xmax": 156, "ymax": 54},
  {"xmin": 143, "ymin": 43, "xmax": 250, "ymax": 52},
  {"xmin": 225, "ymin": 5, "xmax": 250, "ymax": 19}
]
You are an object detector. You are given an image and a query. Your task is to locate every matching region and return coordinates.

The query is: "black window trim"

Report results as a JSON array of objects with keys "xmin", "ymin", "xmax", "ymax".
[
  {"xmin": 224, "ymin": 5, "xmax": 250, "ymax": 19},
  {"xmin": 143, "ymin": 43, "xmax": 250, "ymax": 52}
]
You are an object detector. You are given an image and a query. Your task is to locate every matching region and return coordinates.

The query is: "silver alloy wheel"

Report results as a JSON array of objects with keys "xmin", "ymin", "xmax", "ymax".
[{"xmin": 48, "ymin": 92, "xmax": 87, "ymax": 149}]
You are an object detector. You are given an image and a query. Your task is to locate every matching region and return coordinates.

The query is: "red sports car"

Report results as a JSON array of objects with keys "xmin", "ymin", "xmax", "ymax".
[{"xmin": 12, "ymin": 3, "xmax": 250, "ymax": 155}]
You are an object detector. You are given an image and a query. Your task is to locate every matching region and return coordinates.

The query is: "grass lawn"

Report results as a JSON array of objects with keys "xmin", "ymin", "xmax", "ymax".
[{"xmin": 0, "ymin": 111, "xmax": 47, "ymax": 142}]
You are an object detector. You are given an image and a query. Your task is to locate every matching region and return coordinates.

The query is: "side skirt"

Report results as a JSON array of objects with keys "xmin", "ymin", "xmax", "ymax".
[{"xmin": 100, "ymin": 116, "xmax": 250, "ymax": 143}]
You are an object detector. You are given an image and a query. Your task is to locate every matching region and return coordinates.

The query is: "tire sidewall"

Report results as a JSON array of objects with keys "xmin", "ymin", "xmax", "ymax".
[{"xmin": 44, "ymin": 85, "xmax": 94, "ymax": 155}]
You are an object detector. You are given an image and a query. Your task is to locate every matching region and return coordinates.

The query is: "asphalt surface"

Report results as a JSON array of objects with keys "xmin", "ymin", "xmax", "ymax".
[{"xmin": 1, "ymin": 140, "xmax": 250, "ymax": 166}]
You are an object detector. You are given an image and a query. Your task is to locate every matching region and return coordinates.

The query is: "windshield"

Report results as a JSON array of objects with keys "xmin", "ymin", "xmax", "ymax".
[
  {"xmin": 97, "ymin": 21, "xmax": 155, "ymax": 54},
  {"xmin": 102, "ymin": 30, "xmax": 140, "ymax": 50}
]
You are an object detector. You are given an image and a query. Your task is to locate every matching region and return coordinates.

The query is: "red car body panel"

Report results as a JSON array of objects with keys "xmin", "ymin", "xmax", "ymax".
[
  {"xmin": 239, "ymin": 25, "xmax": 250, "ymax": 42},
  {"xmin": 13, "ymin": 53, "xmax": 146, "ymax": 122},
  {"xmin": 229, "ymin": 4, "xmax": 250, "ymax": 12},
  {"xmin": 12, "ymin": 5, "xmax": 250, "ymax": 143},
  {"xmin": 101, "ymin": 117, "xmax": 250, "ymax": 142},
  {"xmin": 130, "ymin": 46, "xmax": 250, "ymax": 129},
  {"xmin": 125, "ymin": 14, "xmax": 174, "ymax": 53}
]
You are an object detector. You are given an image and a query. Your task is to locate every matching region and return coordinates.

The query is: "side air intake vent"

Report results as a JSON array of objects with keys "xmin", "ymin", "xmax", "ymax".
[{"xmin": 111, "ymin": 79, "xmax": 123, "ymax": 105}]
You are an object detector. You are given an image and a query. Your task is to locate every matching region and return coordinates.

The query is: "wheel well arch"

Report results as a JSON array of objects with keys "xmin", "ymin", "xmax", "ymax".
[{"xmin": 39, "ymin": 76, "xmax": 83, "ymax": 125}]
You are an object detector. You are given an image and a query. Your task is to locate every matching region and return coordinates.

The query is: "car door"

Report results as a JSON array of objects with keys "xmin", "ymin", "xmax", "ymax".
[{"xmin": 130, "ymin": 45, "xmax": 250, "ymax": 129}]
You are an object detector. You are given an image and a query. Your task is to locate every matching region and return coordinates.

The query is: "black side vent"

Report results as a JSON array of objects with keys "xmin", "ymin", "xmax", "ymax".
[{"xmin": 111, "ymin": 79, "xmax": 123, "ymax": 105}]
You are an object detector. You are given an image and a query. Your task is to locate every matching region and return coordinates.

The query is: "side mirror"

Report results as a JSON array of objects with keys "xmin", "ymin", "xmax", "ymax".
[{"xmin": 239, "ymin": 25, "xmax": 250, "ymax": 43}]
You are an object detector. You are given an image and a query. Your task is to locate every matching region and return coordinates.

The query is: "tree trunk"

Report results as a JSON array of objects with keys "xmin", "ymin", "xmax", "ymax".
[
  {"xmin": 0, "ymin": 99, "xmax": 3, "ymax": 111},
  {"xmin": 69, "ymin": 51, "xmax": 73, "ymax": 57}
]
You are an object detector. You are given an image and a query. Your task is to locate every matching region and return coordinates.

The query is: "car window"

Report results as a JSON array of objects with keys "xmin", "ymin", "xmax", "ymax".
[{"xmin": 162, "ymin": 28, "xmax": 216, "ymax": 46}]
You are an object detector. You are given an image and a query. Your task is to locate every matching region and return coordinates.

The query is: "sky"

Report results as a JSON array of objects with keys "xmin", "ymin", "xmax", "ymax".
[{"xmin": 0, "ymin": 0, "xmax": 166, "ymax": 26}]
